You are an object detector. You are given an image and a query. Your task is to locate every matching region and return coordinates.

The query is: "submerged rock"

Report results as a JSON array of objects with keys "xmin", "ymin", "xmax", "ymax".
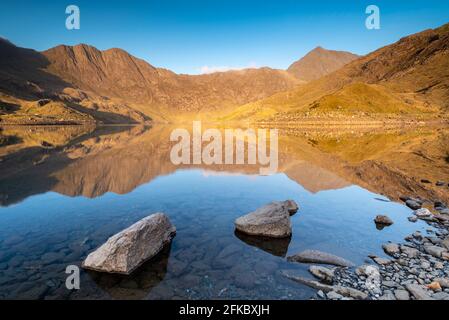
[
  {"xmin": 235, "ymin": 201, "xmax": 298, "ymax": 238},
  {"xmin": 375, "ymin": 215, "xmax": 394, "ymax": 226},
  {"xmin": 281, "ymin": 271, "xmax": 334, "ymax": 292},
  {"xmin": 82, "ymin": 213, "xmax": 176, "ymax": 275},
  {"xmin": 281, "ymin": 271, "xmax": 368, "ymax": 300},
  {"xmin": 284, "ymin": 200, "xmax": 299, "ymax": 216},
  {"xmin": 287, "ymin": 250, "xmax": 354, "ymax": 267},
  {"xmin": 234, "ymin": 230, "xmax": 291, "ymax": 257},
  {"xmin": 309, "ymin": 265, "xmax": 335, "ymax": 284}
]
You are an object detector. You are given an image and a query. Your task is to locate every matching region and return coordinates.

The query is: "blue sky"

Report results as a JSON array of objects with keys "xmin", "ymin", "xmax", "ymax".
[{"xmin": 0, "ymin": 0, "xmax": 448, "ymax": 74}]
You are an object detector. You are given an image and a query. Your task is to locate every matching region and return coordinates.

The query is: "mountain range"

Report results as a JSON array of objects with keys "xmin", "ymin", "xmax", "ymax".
[{"xmin": 0, "ymin": 22, "xmax": 448, "ymax": 124}]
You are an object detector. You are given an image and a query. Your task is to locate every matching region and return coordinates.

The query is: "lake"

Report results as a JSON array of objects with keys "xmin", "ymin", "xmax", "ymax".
[{"xmin": 0, "ymin": 124, "xmax": 448, "ymax": 299}]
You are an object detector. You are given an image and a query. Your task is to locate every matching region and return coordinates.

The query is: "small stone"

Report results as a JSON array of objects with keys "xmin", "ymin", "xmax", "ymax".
[
  {"xmin": 413, "ymin": 231, "xmax": 423, "ymax": 239},
  {"xmin": 334, "ymin": 286, "xmax": 369, "ymax": 300},
  {"xmin": 394, "ymin": 289, "xmax": 410, "ymax": 300},
  {"xmin": 327, "ymin": 291, "xmax": 343, "ymax": 300},
  {"xmin": 434, "ymin": 278, "xmax": 449, "ymax": 288},
  {"xmin": 414, "ymin": 208, "xmax": 432, "ymax": 218},
  {"xmin": 441, "ymin": 238, "xmax": 449, "ymax": 250},
  {"xmin": 408, "ymin": 216, "xmax": 418, "ymax": 223},
  {"xmin": 401, "ymin": 246, "xmax": 420, "ymax": 258},
  {"xmin": 374, "ymin": 215, "xmax": 394, "ymax": 226},
  {"xmin": 427, "ymin": 282, "xmax": 442, "ymax": 292},
  {"xmin": 406, "ymin": 200, "xmax": 422, "ymax": 210},
  {"xmin": 382, "ymin": 243, "xmax": 400, "ymax": 256},
  {"xmin": 283, "ymin": 200, "xmax": 299, "ymax": 216},
  {"xmin": 379, "ymin": 292, "xmax": 396, "ymax": 300},
  {"xmin": 382, "ymin": 280, "xmax": 398, "ymax": 288},
  {"xmin": 372, "ymin": 257, "xmax": 392, "ymax": 265},
  {"xmin": 432, "ymin": 292, "xmax": 449, "ymax": 300}
]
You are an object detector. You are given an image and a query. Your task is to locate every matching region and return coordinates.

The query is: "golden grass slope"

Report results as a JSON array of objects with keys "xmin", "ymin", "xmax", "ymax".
[{"xmin": 223, "ymin": 22, "xmax": 449, "ymax": 121}]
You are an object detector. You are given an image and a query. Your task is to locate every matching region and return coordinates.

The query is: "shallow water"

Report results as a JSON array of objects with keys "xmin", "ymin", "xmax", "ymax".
[{"xmin": 0, "ymin": 124, "xmax": 448, "ymax": 299}]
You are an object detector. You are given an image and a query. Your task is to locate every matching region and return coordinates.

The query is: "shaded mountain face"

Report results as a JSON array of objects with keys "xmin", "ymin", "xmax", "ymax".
[
  {"xmin": 287, "ymin": 46, "xmax": 359, "ymax": 81},
  {"xmin": 225, "ymin": 22, "xmax": 449, "ymax": 121}
]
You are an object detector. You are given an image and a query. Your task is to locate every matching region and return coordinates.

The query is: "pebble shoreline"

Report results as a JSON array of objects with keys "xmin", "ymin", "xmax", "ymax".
[{"xmin": 284, "ymin": 196, "xmax": 449, "ymax": 300}]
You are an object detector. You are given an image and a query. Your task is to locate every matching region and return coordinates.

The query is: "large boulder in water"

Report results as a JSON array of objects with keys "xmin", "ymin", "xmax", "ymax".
[
  {"xmin": 234, "ymin": 201, "xmax": 298, "ymax": 238},
  {"xmin": 82, "ymin": 213, "xmax": 176, "ymax": 275}
]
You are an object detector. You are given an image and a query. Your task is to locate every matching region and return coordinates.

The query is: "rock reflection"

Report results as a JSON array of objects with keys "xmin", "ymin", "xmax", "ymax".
[
  {"xmin": 234, "ymin": 230, "xmax": 291, "ymax": 257},
  {"xmin": 86, "ymin": 245, "xmax": 171, "ymax": 300}
]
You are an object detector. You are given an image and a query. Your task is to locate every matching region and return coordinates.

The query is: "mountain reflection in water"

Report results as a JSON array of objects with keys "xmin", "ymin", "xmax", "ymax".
[
  {"xmin": 0, "ymin": 124, "xmax": 448, "ymax": 299},
  {"xmin": 1, "ymin": 124, "xmax": 448, "ymax": 206}
]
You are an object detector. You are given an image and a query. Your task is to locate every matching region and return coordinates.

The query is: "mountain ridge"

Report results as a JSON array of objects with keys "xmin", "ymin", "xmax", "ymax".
[{"xmin": 2, "ymin": 22, "xmax": 448, "ymax": 124}]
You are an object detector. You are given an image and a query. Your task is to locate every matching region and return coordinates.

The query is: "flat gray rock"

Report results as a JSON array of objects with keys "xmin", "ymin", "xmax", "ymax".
[
  {"xmin": 235, "ymin": 201, "xmax": 298, "ymax": 238},
  {"xmin": 287, "ymin": 250, "xmax": 354, "ymax": 267},
  {"xmin": 424, "ymin": 245, "xmax": 447, "ymax": 258},
  {"xmin": 82, "ymin": 213, "xmax": 176, "ymax": 275},
  {"xmin": 405, "ymin": 284, "xmax": 434, "ymax": 300}
]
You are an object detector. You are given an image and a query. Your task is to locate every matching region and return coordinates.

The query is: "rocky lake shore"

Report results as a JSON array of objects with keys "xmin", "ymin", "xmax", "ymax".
[
  {"xmin": 76, "ymin": 194, "xmax": 449, "ymax": 300},
  {"xmin": 279, "ymin": 195, "xmax": 449, "ymax": 300}
]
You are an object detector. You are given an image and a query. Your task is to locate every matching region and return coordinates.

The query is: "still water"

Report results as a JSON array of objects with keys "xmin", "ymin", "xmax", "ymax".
[{"xmin": 0, "ymin": 124, "xmax": 447, "ymax": 299}]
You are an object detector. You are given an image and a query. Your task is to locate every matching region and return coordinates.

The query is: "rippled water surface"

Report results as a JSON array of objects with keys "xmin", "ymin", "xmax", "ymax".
[{"xmin": 0, "ymin": 125, "xmax": 448, "ymax": 299}]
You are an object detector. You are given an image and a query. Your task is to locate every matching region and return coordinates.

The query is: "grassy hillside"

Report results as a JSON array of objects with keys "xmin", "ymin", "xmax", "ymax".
[{"xmin": 222, "ymin": 23, "xmax": 449, "ymax": 122}]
